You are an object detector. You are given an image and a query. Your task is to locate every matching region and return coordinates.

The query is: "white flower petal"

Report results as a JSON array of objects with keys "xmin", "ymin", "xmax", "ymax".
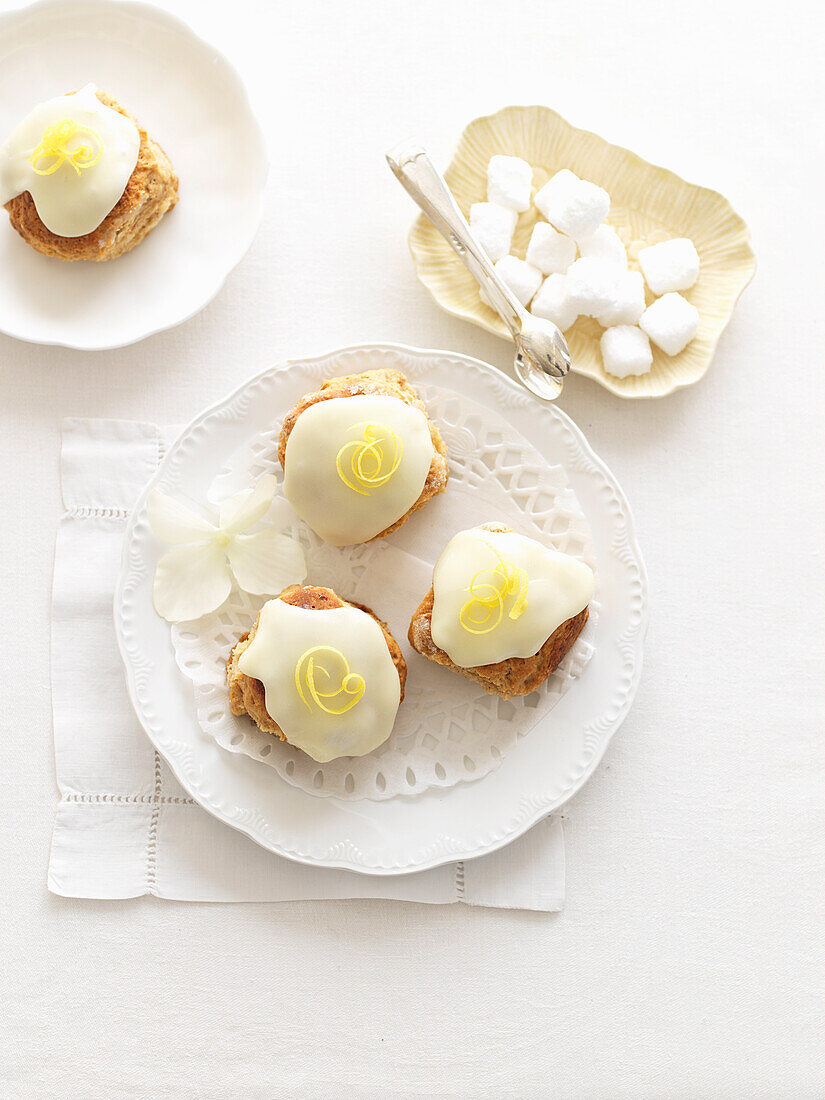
[
  {"xmin": 219, "ymin": 475, "xmax": 277, "ymax": 535},
  {"xmin": 147, "ymin": 489, "xmax": 216, "ymax": 544},
  {"xmin": 153, "ymin": 542, "xmax": 232, "ymax": 622},
  {"xmin": 227, "ymin": 530, "xmax": 307, "ymax": 595},
  {"xmin": 264, "ymin": 494, "xmax": 299, "ymax": 530}
]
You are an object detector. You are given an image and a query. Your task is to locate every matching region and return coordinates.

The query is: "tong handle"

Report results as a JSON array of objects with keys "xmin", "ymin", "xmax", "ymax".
[{"xmin": 386, "ymin": 141, "xmax": 524, "ymax": 336}]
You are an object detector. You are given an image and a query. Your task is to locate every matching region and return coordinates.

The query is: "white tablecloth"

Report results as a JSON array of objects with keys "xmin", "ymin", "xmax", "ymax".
[{"xmin": 1, "ymin": 0, "xmax": 823, "ymax": 1095}]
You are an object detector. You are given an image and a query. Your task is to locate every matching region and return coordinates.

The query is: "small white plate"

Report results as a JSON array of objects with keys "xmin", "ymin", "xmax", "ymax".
[
  {"xmin": 0, "ymin": 0, "xmax": 267, "ymax": 349},
  {"xmin": 115, "ymin": 344, "xmax": 649, "ymax": 875}
]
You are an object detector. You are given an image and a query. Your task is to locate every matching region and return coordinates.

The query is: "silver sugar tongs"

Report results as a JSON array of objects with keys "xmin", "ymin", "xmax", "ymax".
[{"xmin": 387, "ymin": 141, "xmax": 570, "ymax": 400}]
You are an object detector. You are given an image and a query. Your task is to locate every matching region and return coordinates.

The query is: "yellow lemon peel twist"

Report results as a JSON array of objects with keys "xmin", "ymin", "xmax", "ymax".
[
  {"xmin": 459, "ymin": 544, "xmax": 529, "ymax": 635},
  {"xmin": 336, "ymin": 423, "xmax": 403, "ymax": 496},
  {"xmin": 29, "ymin": 119, "xmax": 103, "ymax": 177},
  {"xmin": 294, "ymin": 646, "xmax": 365, "ymax": 715}
]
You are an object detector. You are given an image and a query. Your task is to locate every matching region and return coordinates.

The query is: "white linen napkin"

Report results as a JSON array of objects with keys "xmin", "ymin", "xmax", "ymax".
[{"xmin": 48, "ymin": 418, "xmax": 566, "ymax": 910}]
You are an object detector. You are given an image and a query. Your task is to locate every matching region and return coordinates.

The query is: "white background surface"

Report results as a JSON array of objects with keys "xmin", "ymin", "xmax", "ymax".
[{"xmin": 1, "ymin": 0, "xmax": 823, "ymax": 1095}]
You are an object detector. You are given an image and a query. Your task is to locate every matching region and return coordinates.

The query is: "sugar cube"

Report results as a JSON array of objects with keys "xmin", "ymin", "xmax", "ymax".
[
  {"xmin": 565, "ymin": 258, "xmax": 621, "ymax": 317},
  {"xmin": 487, "ymin": 155, "xmax": 533, "ymax": 212},
  {"xmin": 596, "ymin": 269, "xmax": 646, "ymax": 327},
  {"xmin": 530, "ymin": 273, "xmax": 578, "ymax": 332},
  {"xmin": 600, "ymin": 326, "xmax": 654, "ymax": 378},
  {"xmin": 534, "ymin": 169, "xmax": 610, "ymax": 241},
  {"xmin": 578, "ymin": 225, "xmax": 627, "ymax": 266},
  {"xmin": 639, "ymin": 292, "xmax": 699, "ymax": 355},
  {"xmin": 638, "ymin": 238, "xmax": 700, "ymax": 294},
  {"xmin": 492, "ymin": 255, "xmax": 543, "ymax": 306},
  {"xmin": 469, "ymin": 202, "xmax": 518, "ymax": 262},
  {"xmin": 525, "ymin": 222, "xmax": 577, "ymax": 275}
]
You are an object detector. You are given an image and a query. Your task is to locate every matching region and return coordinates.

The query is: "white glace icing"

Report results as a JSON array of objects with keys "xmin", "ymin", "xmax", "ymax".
[
  {"xmin": 0, "ymin": 84, "xmax": 140, "ymax": 237},
  {"xmin": 430, "ymin": 527, "xmax": 595, "ymax": 668},
  {"xmin": 282, "ymin": 394, "xmax": 435, "ymax": 546},
  {"xmin": 237, "ymin": 597, "xmax": 401, "ymax": 762}
]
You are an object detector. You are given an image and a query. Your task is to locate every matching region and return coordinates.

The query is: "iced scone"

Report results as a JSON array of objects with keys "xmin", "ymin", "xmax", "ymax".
[
  {"xmin": 279, "ymin": 369, "xmax": 448, "ymax": 546},
  {"xmin": 0, "ymin": 84, "xmax": 178, "ymax": 261},
  {"xmin": 227, "ymin": 584, "xmax": 406, "ymax": 763},
  {"xmin": 408, "ymin": 523, "xmax": 594, "ymax": 699}
]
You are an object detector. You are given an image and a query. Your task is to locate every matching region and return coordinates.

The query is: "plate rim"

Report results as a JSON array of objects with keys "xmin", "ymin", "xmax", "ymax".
[
  {"xmin": 114, "ymin": 342, "xmax": 650, "ymax": 875},
  {"xmin": 0, "ymin": 0, "xmax": 268, "ymax": 351}
]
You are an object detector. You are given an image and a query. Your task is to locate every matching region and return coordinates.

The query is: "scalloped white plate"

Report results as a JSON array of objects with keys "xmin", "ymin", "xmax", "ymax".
[
  {"xmin": 114, "ymin": 344, "xmax": 649, "ymax": 874},
  {"xmin": 408, "ymin": 105, "xmax": 756, "ymax": 398},
  {"xmin": 0, "ymin": 0, "xmax": 266, "ymax": 349}
]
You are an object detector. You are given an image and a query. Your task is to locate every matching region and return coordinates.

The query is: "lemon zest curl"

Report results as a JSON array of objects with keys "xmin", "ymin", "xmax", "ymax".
[
  {"xmin": 459, "ymin": 543, "xmax": 529, "ymax": 635},
  {"xmin": 29, "ymin": 119, "xmax": 103, "ymax": 177},
  {"xmin": 294, "ymin": 646, "xmax": 365, "ymax": 715},
  {"xmin": 336, "ymin": 423, "xmax": 403, "ymax": 497}
]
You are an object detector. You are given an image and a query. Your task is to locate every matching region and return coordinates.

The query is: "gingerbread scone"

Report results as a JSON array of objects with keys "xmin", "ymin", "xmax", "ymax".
[
  {"xmin": 408, "ymin": 523, "xmax": 594, "ymax": 700},
  {"xmin": 279, "ymin": 368, "xmax": 448, "ymax": 546},
  {"xmin": 227, "ymin": 584, "xmax": 406, "ymax": 763},
  {"xmin": 0, "ymin": 84, "xmax": 177, "ymax": 261}
]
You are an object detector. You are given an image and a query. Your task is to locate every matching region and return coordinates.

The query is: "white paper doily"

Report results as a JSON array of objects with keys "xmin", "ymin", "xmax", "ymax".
[{"xmin": 171, "ymin": 383, "xmax": 599, "ymax": 801}]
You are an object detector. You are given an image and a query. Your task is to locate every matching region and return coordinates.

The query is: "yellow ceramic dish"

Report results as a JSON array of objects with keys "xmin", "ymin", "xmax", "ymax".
[{"xmin": 408, "ymin": 105, "xmax": 756, "ymax": 398}]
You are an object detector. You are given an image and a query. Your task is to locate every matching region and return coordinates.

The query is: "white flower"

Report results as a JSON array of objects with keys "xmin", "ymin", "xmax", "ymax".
[{"xmin": 147, "ymin": 475, "xmax": 306, "ymax": 622}]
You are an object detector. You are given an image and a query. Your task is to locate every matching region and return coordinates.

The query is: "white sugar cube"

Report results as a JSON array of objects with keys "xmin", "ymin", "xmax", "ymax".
[
  {"xmin": 487, "ymin": 155, "xmax": 533, "ymax": 212},
  {"xmin": 639, "ymin": 292, "xmax": 699, "ymax": 355},
  {"xmin": 600, "ymin": 326, "xmax": 653, "ymax": 378},
  {"xmin": 530, "ymin": 273, "xmax": 578, "ymax": 332},
  {"xmin": 525, "ymin": 222, "xmax": 577, "ymax": 275},
  {"xmin": 639, "ymin": 238, "xmax": 700, "ymax": 294},
  {"xmin": 565, "ymin": 257, "xmax": 622, "ymax": 318},
  {"xmin": 493, "ymin": 255, "xmax": 543, "ymax": 306},
  {"xmin": 534, "ymin": 169, "xmax": 610, "ymax": 241},
  {"xmin": 469, "ymin": 202, "xmax": 518, "ymax": 262},
  {"xmin": 578, "ymin": 225, "xmax": 626, "ymax": 266},
  {"xmin": 596, "ymin": 269, "xmax": 646, "ymax": 327}
]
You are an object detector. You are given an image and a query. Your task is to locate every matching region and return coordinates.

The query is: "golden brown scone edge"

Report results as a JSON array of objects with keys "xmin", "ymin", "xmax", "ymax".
[
  {"xmin": 4, "ymin": 90, "xmax": 178, "ymax": 261},
  {"xmin": 407, "ymin": 522, "xmax": 590, "ymax": 700},
  {"xmin": 227, "ymin": 584, "xmax": 407, "ymax": 741},
  {"xmin": 278, "ymin": 369, "xmax": 449, "ymax": 540}
]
